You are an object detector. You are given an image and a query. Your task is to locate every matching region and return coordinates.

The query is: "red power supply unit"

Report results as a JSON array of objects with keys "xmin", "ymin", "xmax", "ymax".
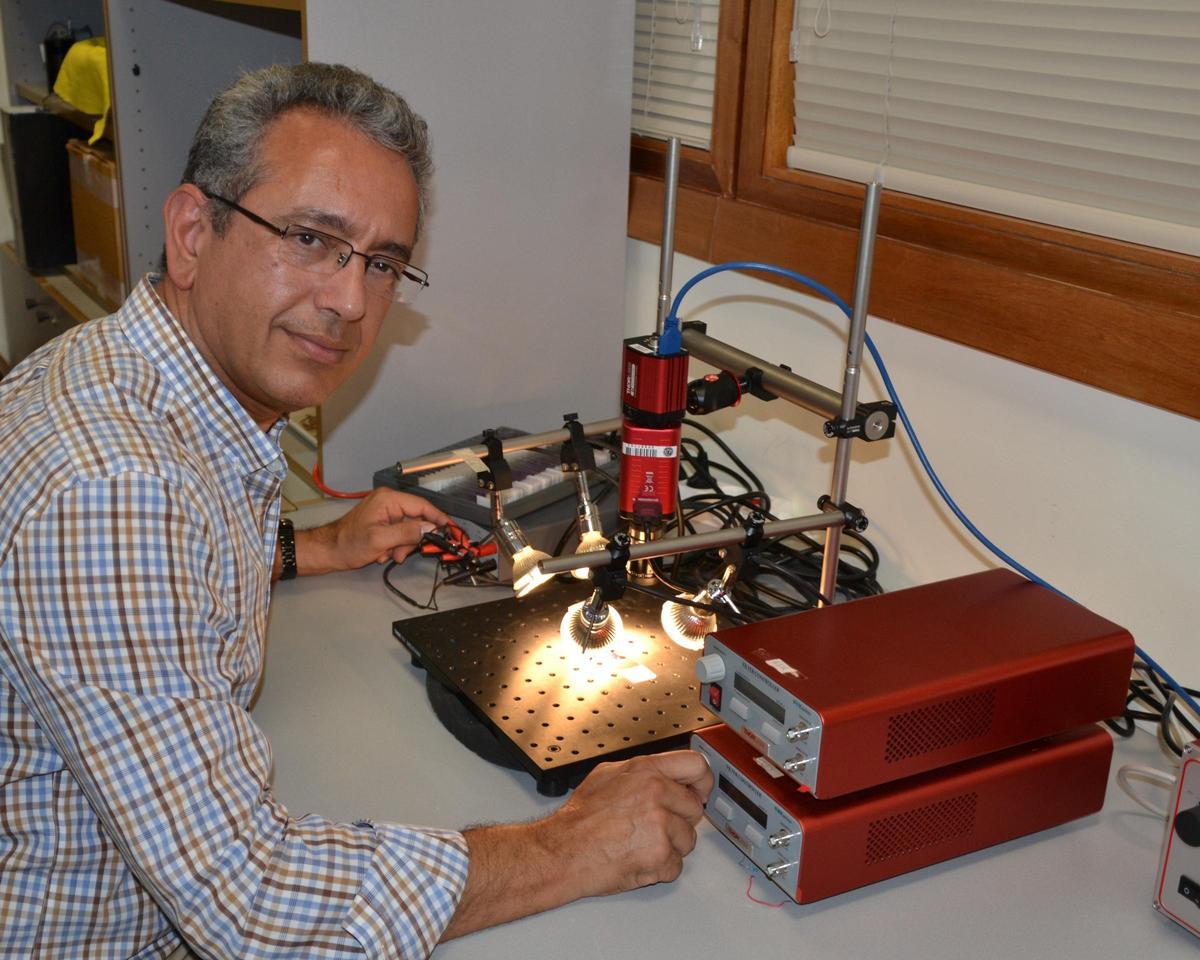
[
  {"xmin": 693, "ymin": 721, "xmax": 1114, "ymax": 904},
  {"xmin": 695, "ymin": 569, "xmax": 1134, "ymax": 798}
]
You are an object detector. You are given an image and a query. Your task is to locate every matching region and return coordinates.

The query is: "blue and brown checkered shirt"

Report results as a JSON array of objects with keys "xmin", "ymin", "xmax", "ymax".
[{"xmin": 0, "ymin": 277, "xmax": 468, "ymax": 958}]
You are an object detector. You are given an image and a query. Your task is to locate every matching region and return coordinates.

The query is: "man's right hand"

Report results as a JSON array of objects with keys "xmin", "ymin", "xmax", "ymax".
[
  {"xmin": 544, "ymin": 751, "xmax": 712, "ymax": 893},
  {"xmin": 440, "ymin": 750, "xmax": 713, "ymax": 940}
]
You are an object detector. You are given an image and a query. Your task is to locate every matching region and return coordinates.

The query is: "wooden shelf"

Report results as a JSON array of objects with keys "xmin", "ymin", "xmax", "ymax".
[
  {"xmin": 48, "ymin": 267, "xmax": 113, "ymax": 320},
  {"xmin": 3, "ymin": 243, "xmax": 110, "ymax": 325},
  {"xmin": 14, "ymin": 81, "xmax": 102, "ymax": 136},
  {"xmin": 59, "ymin": 264, "xmax": 120, "ymax": 316}
]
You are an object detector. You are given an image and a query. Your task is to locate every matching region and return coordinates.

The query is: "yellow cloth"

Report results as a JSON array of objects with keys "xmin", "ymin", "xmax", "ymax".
[{"xmin": 52, "ymin": 37, "xmax": 110, "ymax": 144}]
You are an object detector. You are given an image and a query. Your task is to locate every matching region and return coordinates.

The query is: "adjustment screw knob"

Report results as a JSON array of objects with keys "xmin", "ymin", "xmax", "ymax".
[
  {"xmin": 1175, "ymin": 805, "xmax": 1200, "ymax": 847},
  {"xmin": 695, "ymin": 654, "xmax": 726, "ymax": 684}
]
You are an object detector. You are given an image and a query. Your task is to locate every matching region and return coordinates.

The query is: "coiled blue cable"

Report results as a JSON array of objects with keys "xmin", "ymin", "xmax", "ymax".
[{"xmin": 667, "ymin": 260, "xmax": 1199, "ymax": 717}]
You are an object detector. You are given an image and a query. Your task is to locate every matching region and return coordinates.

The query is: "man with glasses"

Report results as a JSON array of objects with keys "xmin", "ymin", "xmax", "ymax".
[{"xmin": 0, "ymin": 63, "xmax": 711, "ymax": 958}]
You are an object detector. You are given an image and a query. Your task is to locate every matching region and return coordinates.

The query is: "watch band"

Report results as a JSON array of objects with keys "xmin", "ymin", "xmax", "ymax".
[{"xmin": 278, "ymin": 517, "xmax": 297, "ymax": 580}]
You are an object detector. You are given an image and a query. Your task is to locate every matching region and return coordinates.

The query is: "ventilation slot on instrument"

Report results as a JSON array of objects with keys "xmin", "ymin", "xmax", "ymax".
[
  {"xmin": 884, "ymin": 688, "xmax": 996, "ymax": 763},
  {"xmin": 864, "ymin": 792, "xmax": 978, "ymax": 865}
]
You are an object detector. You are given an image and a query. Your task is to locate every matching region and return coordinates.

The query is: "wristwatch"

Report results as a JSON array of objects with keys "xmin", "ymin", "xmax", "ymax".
[{"xmin": 278, "ymin": 517, "xmax": 297, "ymax": 580}]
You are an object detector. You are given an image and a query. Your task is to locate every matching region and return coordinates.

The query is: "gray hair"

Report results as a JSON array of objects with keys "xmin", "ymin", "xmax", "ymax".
[{"xmin": 181, "ymin": 61, "xmax": 432, "ymax": 240}]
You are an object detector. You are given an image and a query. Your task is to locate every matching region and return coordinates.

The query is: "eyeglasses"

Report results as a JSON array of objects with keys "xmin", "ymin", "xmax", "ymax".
[{"xmin": 201, "ymin": 190, "xmax": 429, "ymax": 304}]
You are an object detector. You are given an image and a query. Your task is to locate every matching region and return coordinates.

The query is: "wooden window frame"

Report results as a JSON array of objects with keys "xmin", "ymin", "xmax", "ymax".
[{"xmin": 628, "ymin": 0, "xmax": 1200, "ymax": 420}]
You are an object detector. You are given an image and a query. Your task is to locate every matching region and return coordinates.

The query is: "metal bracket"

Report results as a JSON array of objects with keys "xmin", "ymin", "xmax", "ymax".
[
  {"xmin": 591, "ymin": 533, "xmax": 631, "ymax": 603},
  {"xmin": 476, "ymin": 429, "xmax": 513, "ymax": 492},
  {"xmin": 559, "ymin": 413, "xmax": 596, "ymax": 472},
  {"xmin": 817, "ymin": 495, "xmax": 869, "ymax": 533},
  {"xmin": 823, "ymin": 400, "xmax": 897, "ymax": 442},
  {"xmin": 742, "ymin": 510, "xmax": 767, "ymax": 549},
  {"xmin": 745, "ymin": 366, "xmax": 784, "ymax": 402}
]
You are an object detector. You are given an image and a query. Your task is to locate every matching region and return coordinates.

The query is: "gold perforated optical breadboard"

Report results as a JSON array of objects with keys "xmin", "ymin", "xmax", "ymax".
[{"xmin": 394, "ymin": 579, "xmax": 720, "ymax": 795}]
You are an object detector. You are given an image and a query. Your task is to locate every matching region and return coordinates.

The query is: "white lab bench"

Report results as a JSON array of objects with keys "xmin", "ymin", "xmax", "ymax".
[{"xmin": 253, "ymin": 503, "xmax": 1197, "ymax": 960}]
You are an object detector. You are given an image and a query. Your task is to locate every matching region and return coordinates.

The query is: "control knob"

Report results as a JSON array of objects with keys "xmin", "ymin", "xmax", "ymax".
[
  {"xmin": 1175, "ymin": 804, "xmax": 1200, "ymax": 847},
  {"xmin": 695, "ymin": 654, "xmax": 726, "ymax": 684}
]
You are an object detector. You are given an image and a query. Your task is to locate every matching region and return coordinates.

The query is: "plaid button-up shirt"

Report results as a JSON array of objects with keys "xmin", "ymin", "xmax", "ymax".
[{"xmin": 0, "ymin": 278, "xmax": 469, "ymax": 959}]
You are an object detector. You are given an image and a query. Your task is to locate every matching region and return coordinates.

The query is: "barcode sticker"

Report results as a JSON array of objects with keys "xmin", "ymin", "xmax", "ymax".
[{"xmin": 622, "ymin": 443, "xmax": 677, "ymax": 458}]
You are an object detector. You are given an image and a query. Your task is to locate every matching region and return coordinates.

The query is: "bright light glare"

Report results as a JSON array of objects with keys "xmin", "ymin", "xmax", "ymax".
[
  {"xmin": 559, "ymin": 599, "xmax": 623, "ymax": 649},
  {"xmin": 559, "ymin": 601, "xmax": 633, "ymax": 660},
  {"xmin": 660, "ymin": 595, "xmax": 715, "ymax": 651},
  {"xmin": 571, "ymin": 530, "xmax": 610, "ymax": 579},
  {"xmin": 511, "ymin": 545, "xmax": 552, "ymax": 597}
]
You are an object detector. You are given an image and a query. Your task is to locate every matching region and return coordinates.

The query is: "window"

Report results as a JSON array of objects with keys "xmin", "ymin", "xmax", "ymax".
[
  {"xmin": 632, "ymin": 0, "xmax": 722, "ymax": 148},
  {"xmin": 786, "ymin": 1, "xmax": 1199, "ymax": 255},
  {"xmin": 628, "ymin": 0, "xmax": 1200, "ymax": 420}
]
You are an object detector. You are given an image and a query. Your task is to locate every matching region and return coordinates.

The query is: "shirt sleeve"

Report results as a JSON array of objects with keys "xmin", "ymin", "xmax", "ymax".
[{"xmin": 2, "ymin": 472, "xmax": 469, "ymax": 959}]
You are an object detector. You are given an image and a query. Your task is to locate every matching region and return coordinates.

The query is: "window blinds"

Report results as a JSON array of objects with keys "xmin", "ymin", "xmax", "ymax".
[
  {"xmin": 787, "ymin": 0, "xmax": 1200, "ymax": 254},
  {"xmin": 632, "ymin": 0, "xmax": 721, "ymax": 148}
]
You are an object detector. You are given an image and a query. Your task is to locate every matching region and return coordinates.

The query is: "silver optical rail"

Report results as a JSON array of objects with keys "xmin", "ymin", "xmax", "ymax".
[{"xmin": 536, "ymin": 511, "xmax": 844, "ymax": 578}]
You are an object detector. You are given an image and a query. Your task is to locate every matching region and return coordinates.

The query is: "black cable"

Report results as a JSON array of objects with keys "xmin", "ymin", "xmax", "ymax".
[
  {"xmin": 683, "ymin": 418, "xmax": 764, "ymax": 493},
  {"xmin": 774, "ymin": 529, "xmax": 880, "ymax": 579},
  {"xmin": 746, "ymin": 555, "xmax": 825, "ymax": 607},
  {"xmin": 1110, "ymin": 660, "xmax": 1200, "ymax": 756},
  {"xmin": 382, "ymin": 558, "xmax": 441, "ymax": 610},
  {"xmin": 731, "ymin": 581, "xmax": 808, "ymax": 618},
  {"xmin": 648, "ymin": 556, "xmax": 692, "ymax": 596},
  {"xmin": 654, "ymin": 480, "xmax": 882, "ymax": 614},
  {"xmin": 1103, "ymin": 714, "xmax": 1136, "ymax": 738},
  {"xmin": 1137, "ymin": 663, "xmax": 1200, "ymax": 738},
  {"xmin": 384, "ymin": 536, "xmax": 510, "ymax": 610},
  {"xmin": 679, "ymin": 492, "xmax": 772, "ymax": 529}
]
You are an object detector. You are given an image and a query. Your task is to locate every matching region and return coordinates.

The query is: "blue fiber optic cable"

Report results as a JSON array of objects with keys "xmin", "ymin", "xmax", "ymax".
[
  {"xmin": 669, "ymin": 260, "xmax": 1200, "ymax": 718},
  {"xmin": 662, "ymin": 261, "xmax": 852, "ymax": 350}
]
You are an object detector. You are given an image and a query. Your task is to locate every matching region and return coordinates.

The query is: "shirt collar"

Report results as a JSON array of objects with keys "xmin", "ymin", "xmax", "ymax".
[{"xmin": 119, "ymin": 275, "xmax": 287, "ymax": 478}]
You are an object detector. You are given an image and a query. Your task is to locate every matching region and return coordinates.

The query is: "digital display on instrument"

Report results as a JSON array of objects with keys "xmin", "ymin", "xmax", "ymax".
[
  {"xmin": 734, "ymin": 672, "xmax": 786, "ymax": 723},
  {"xmin": 718, "ymin": 774, "xmax": 768, "ymax": 829}
]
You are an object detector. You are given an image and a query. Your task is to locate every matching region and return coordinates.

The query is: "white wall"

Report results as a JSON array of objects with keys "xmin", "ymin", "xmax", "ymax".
[
  {"xmin": 625, "ymin": 239, "xmax": 1200, "ymax": 682},
  {"xmin": 310, "ymin": 1, "xmax": 633, "ymax": 487}
]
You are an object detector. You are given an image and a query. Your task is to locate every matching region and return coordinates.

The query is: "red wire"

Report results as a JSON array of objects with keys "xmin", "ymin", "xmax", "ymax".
[
  {"xmin": 311, "ymin": 463, "xmax": 370, "ymax": 499},
  {"xmin": 745, "ymin": 873, "xmax": 786, "ymax": 908}
]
